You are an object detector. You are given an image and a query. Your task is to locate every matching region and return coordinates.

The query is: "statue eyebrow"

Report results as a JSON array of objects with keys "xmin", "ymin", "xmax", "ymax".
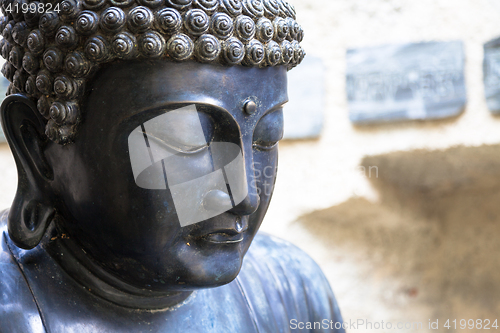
[
  {"xmin": 119, "ymin": 98, "xmax": 288, "ymax": 131},
  {"xmin": 259, "ymin": 101, "xmax": 288, "ymax": 117}
]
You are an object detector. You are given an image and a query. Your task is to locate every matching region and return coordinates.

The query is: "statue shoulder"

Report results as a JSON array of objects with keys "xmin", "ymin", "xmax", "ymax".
[
  {"xmin": 0, "ymin": 210, "xmax": 45, "ymax": 333},
  {"xmin": 242, "ymin": 233, "xmax": 345, "ymax": 332}
]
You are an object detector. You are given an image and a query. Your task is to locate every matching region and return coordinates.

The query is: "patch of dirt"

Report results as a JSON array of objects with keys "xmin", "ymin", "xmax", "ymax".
[{"xmin": 297, "ymin": 145, "xmax": 500, "ymax": 332}]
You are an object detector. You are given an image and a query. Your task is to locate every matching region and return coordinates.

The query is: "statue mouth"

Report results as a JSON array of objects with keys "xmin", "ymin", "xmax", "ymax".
[
  {"xmin": 201, "ymin": 232, "xmax": 244, "ymax": 244},
  {"xmin": 188, "ymin": 214, "xmax": 248, "ymax": 244}
]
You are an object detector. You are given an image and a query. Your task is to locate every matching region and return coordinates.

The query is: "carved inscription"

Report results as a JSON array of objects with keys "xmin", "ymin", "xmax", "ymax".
[{"xmin": 346, "ymin": 41, "xmax": 466, "ymax": 123}]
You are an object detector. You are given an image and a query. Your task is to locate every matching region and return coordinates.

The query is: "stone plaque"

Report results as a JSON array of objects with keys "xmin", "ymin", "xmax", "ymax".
[
  {"xmin": 284, "ymin": 56, "xmax": 324, "ymax": 139},
  {"xmin": 346, "ymin": 41, "xmax": 466, "ymax": 124},
  {"xmin": 484, "ymin": 37, "xmax": 500, "ymax": 114}
]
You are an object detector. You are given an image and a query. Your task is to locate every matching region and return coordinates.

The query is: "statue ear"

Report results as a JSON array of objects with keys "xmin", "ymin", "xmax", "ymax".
[{"xmin": 1, "ymin": 94, "xmax": 55, "ymax": 249}]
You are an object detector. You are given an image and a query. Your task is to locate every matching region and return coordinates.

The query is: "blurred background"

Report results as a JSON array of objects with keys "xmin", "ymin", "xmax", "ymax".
[
  {"xmin": 1, "ymin": 0, "xmax": 500, "ymax": 332},
  {"xmin": 264, "ymin": 0, "xmax": 500, "ymax": 332}
]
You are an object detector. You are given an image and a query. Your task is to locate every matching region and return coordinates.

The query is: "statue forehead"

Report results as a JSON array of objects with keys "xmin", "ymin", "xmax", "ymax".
[{"xmin": 86, "ymin": 60, "xmax": 288, "ymax": 121}]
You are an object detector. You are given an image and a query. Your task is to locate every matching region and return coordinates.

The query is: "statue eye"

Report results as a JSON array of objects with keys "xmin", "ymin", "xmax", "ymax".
[
  {"xmin": 142, "ymin": 105, "xmax": 213, "ymax": 154},
  {"xmin": 252, "ymin": 108, "xmax": 284, "ymax": 150},
  {"xmin": 143, "ymin": 131, "xmax": 209, "ymax": 154}
]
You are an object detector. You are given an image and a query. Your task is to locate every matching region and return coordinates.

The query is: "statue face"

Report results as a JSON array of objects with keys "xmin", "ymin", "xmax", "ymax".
[{"xmin": 47, "ymin": 60, "xmax": 287, "ymax": 291}]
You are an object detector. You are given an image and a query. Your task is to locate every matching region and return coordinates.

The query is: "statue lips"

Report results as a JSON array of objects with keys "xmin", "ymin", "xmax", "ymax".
[
  {"xmin": 204, "ymin": 232, "xmax": 244, "ymax": 244},
  {"xmin": 189, "ymin": 214, "xmax": 249, "ymax": 244}
]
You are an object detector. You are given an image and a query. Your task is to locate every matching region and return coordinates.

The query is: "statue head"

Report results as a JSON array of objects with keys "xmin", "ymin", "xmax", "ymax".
[{"xmin": 0, "ymin": 0, "xmax": 304, "ymax": 305}]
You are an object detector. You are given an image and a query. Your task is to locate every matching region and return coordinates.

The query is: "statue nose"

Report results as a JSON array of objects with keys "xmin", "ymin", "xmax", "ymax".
[
  {"xmin": 201, "ymin": 139, "xmax": 260, "ymax": 217},
  {"xmin": 229, "ymin": 191, "xmax": 260, "ymax": 216}
]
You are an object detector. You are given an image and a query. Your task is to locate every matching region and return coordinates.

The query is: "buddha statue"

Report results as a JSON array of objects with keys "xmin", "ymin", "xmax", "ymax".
[{"xmin": 0, "ymin": 0, "xmax": 345, "ymax": 331}]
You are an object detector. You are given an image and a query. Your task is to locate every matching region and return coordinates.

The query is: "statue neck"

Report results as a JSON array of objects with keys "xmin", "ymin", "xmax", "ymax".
[{"xmin": 44, "ymin": 223, "xmax": 193, "ymax": 310}]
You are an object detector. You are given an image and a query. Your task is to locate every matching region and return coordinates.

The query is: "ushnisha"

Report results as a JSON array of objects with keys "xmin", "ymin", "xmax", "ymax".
[{"xmin": 0, "ymin": 0, "xmax": 305, "ymax": 144}]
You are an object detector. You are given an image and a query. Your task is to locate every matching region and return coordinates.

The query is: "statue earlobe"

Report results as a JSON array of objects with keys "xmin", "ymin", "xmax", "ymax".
[
  {"xmin": 8, "ymin": 199, "xmax": 55, "ymax": 249},
  {"xmin": 1, "ymin": 94, "xmax": 55, "ymax": 249}
]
